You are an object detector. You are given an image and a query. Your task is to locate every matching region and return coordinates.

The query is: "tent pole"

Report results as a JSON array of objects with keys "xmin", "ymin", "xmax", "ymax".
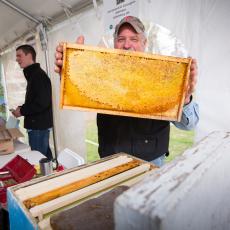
[
  {"xmin": 38, "ymin": 24, "xmax": 59, "ymax": 162},
  {"xmin": 45, "ymin": 48, "xmax": 59, "ymax": 163}
]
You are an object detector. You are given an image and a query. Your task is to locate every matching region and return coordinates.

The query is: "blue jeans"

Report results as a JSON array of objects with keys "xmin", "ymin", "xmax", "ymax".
[
  {"xmin": 150, "ymin": 154, "xmax": 165, "ymax": 167},
  {"xmin": 28, "ymin": 129, "xmax": 53, "ymax": 160}
]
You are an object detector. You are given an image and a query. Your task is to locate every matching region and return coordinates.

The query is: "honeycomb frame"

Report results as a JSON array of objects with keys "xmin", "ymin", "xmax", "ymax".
[{"xmin": 60, "ymin": 43, "xmax": 191, "ymax": 121}]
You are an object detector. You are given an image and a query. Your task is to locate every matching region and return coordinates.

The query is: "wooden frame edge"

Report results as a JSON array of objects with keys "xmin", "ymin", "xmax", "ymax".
[
  {"xmin": 65, "ymin": 43, "xmax": 190, "ymax": 63},
  {"xmin": 60, "ymin": 42, "xmax": 67, "ymax": 109}
]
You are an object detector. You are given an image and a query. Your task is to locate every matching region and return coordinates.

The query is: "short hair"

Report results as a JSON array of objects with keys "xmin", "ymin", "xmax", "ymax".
[{"xmin": 16, "ymin": 44, "xmax": 36, "ymax": 62}]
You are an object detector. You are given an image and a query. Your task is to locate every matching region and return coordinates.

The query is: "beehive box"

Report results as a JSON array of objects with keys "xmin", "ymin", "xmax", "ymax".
[
  {"xmin": 7, "ymin": 153, "xmax": 157, "ymax": 230},
  {"xmin": 60, "ymin": 43, "xmax": 191, "ymax": 121}
]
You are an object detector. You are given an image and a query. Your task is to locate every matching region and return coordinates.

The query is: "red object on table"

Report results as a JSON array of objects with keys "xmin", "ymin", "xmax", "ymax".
[
  {"xmin": 0, "ymin": 155, "xmax": 36, "ymax": 206},
  {"xmin": 56, "ymin": 165, "xmax": 65, "ymax": 172}
]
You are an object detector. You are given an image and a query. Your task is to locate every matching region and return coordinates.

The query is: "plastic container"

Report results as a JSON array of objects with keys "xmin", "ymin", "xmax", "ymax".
[
  {"xmin": 57, "ymin": 148, "xmax": 85, "ymax": 169},
  {"xmin": 0, "ymin": 155, "xmax": 36, "ymax": 206}
]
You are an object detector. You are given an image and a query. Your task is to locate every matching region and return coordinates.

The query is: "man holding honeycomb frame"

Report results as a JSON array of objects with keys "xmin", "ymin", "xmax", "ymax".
[{"xmin": 55, "ymin": 16, "xmax": 199, "ymax": 167}]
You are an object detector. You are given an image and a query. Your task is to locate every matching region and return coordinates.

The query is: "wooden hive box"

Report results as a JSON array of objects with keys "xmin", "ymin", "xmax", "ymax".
[
  {"xmin": 60, "ymin": 43, "xmax": 191, "ymax": 121},
  {"xmin": 7, "ymin": 153, "xmax": 157, "ymax": 230}
]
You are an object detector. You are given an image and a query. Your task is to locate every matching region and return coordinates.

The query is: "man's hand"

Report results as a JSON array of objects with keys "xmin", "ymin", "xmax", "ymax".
[
  {"xmin": 54, "ymin": 35, "xmax": 85, "ymax": 74},
  {"xmin": 11, "ymin": 106, "xmax": 21, "ymax": 118},
  {"xmin": 184, "ymin": 58, "xmax": 198, "ymax": 105}
]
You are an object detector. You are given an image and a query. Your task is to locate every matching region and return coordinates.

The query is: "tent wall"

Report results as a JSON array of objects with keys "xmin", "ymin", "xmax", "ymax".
[
  {"xmin": 138, "ymin": 0, "xmax": 230, "ymax": 141},
  {"xmin": 47, "ymin": 0, "xmax": 230, "ymax": 143},
  {"xmin": 46, "ymin": 6, "xmax": 104, "ymax": 158},
  {"xmin": 1, "ymin": 49, "xmax": 26, "ymax": 110}
]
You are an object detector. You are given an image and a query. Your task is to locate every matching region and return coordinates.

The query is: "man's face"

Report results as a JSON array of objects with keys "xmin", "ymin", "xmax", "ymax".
[
  {"xmin": 114, "ymin": 24, "xmax": 146, "ymax": 52},
  {"xmin": 16, "ymin": 49, "xmax": 33, "ymax": 69}
]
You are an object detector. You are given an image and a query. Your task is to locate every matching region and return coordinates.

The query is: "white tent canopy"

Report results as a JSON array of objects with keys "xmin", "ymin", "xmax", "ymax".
[
  {"xmin": 1, "ymin": 0, "xmax": 230, "ymax": 160},
  {"xmin": 0, "ymin": 0, "xmax": 96, "ymax": 52}
]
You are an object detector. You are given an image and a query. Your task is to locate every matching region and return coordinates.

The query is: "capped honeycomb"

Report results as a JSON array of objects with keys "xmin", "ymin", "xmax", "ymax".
[{"xmin": 60, "ymin": 43, "xmax": 191, "ymax": 121}]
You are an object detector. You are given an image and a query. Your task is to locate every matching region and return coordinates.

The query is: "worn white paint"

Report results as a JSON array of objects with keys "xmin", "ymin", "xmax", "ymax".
[{"xmin": 115, "ymin": 131, "xmax": 230, "ymax": 230}]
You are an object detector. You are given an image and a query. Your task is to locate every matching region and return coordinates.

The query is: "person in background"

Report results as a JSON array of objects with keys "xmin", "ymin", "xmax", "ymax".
[
  {"xmin": 12, "ymin": 44, "xmax": 53, "ymax": 159},
  {"xmin": 54, "ymin": 16, "xmax": 199, "ymax": 167}
]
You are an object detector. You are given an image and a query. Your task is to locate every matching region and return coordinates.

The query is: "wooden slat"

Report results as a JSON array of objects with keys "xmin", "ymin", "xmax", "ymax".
[
  {"xmin": 62, "ymin": 105, "xmax": 178, "ymax": 121},
  {"xmin": 38, "ymin": 217, "xmax": 51, "ymax": 230},
  {"xmin": 30, "ymin": 163, "xmax": 151, "ymax": 218},
  {"xmin": 65, "ymin": 43, "xmax": 190, "ymax": 63},
  {"xmin": 24, "ymin": 159, "xmax": 141, "ymax": 209},
  {"xmin": 16, "ymin": 155, "xmax": 132, "ymax": 201}
]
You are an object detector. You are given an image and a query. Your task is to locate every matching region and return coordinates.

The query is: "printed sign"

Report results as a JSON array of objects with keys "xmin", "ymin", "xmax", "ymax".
[{"xmin": 103, "ymin": 0, "xmax": 139, "ymax": 33}]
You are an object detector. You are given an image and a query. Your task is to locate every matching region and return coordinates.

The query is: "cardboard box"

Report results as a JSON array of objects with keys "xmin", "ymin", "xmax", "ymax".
[
  {"xmin": 60, "ymin": 43, "xmax": 191, "ymax": 121},
  {"xmin": 0, "ymin": 128, "xmax": 24, "ymax": 155}
]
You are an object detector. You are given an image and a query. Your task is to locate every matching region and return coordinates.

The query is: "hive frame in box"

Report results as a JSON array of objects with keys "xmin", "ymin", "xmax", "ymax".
[
  {"xmin": 60, "ymin": 43, "xmax": 191, "ymax": 121},
  {"xmin": 7, "ymin": 153, "xmax": 157, "ymax": 230}
]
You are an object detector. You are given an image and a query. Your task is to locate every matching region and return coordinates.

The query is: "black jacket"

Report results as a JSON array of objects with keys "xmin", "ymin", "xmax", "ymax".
[
  {"xmin": 97, "ymin": 114, "xmax": 169, "ymax": 161},
  {"xmin": 20, "ymin": 63, "xmax": 53, "ymax": 129}
]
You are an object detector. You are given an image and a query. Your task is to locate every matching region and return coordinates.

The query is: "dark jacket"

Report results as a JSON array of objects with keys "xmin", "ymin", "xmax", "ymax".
[
  {"xmin": 97, "ymin": 114, "xmax": 169, "ymax": 161},
  {"xmin": 20, "ymin": 63, "xmax": 53, "ymax": 130}
]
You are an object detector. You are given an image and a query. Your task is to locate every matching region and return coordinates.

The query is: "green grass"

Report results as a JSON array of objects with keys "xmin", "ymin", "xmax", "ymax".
[
  {"xmin": 86, "ymin": 120, "xmax": 99, "ymax": 162},
  {"xmin": 167, "ymin": 126, "xmax": 194, "ymax": 162},
  {"xmin": 86, "ymin": 120, "xmax": 194, "ymax": 163}
]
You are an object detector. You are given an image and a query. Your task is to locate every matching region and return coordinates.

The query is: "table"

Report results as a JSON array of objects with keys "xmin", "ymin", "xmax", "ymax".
[
  {"xmin": 0, "ymin": 141, "xmax": 45, "ymax": 167},
  {"xmin": 13, "ymin": 140, "xmax": 31, "ymax": 154}
]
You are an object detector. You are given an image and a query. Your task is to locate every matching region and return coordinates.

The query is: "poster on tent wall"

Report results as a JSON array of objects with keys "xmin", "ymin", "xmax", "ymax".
[{"xmin": 103, "ymin": 0, "xmax": 139, "ymax": 34}]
